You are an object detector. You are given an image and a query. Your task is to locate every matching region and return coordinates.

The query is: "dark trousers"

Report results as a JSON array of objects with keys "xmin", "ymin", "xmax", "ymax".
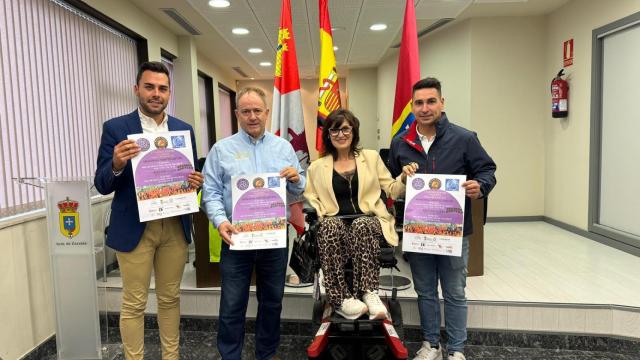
[{"xmin": 217, "ymin": 242, "xmax": 288, "ymax": 360}]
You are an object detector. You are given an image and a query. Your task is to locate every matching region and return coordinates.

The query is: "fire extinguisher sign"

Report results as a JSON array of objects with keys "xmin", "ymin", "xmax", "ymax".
[{"xmin": 563, "ymin": 39, "xmax": 574, "ymax": 67}]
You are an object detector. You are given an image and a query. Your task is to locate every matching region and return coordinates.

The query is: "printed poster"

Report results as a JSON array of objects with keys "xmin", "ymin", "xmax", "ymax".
[
  {"xmin": 402, "ymin": 174, "xmax": 466, "ymax": 256},
  {"xmin": 128, "ymin": 131, "xmax": 198, "ymax": 222},
  {"xmin": 231, "ymin": 173, "xmax": 287, "ymax": 250}
]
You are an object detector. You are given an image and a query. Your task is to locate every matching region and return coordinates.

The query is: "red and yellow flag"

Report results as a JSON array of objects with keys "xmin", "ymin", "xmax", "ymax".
[
  {"xmin": 316, "ymin": 0, "xmax": 342, "ymax": 152},
  {"xmin": 391, "ymin": 0, "xmax": 420, "ymax": 138},
  {"xmin": 271, "ymin": 0, "xmax": 308, "ymax": 234}
]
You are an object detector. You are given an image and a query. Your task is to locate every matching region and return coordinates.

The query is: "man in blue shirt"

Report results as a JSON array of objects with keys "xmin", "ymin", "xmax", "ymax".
[{"xmin": 201, "ymin": 87, "xmax": 305, "ymax": 360}]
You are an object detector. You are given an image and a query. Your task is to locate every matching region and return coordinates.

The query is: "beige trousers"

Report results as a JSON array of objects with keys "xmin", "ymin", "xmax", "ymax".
[{"xmin": 116, "ymin": 217, "xmax": 187, "ymax": 360}]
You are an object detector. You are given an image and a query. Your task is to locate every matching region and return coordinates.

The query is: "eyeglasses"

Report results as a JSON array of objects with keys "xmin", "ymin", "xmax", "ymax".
[
  {"xmin": 329, "ymin": 127, "xmax": 353, "ymax": 137},
  {"xmin": 238, "ymin": 108, "xmax": 265, "ymax": 117}
]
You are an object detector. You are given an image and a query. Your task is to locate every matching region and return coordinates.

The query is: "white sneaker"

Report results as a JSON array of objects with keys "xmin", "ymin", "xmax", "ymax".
[
  {"xmin": 362, "ymin": 291, "xmax": 388, "ymax": 319},
  {"xmin": 448, "ymin": 352, "xmax": 466, "ymax": 360},
  {"xmin": 413, "ymin": 341, "xmax": 442, "ymax": 360},
  {"xmin": 335, "ymin": 297, "xmax": 368, "ymax": 320}
]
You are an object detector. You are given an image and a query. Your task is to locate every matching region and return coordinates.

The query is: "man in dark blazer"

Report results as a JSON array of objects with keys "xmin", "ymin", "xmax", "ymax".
[{"xmin": 95, "ymin": 61, "xmax": 203, "ymax": 360}]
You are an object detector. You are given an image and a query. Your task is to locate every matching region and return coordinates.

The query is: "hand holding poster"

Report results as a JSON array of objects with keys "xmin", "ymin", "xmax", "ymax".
[
  {"xmin": 128, "ymin": 130, "xmax": 198, "ymax": 222},
  {"xmin": 231, "ymin": 173, "xmax": 287, "ymax": 250},
  {"xmin": 402, "ymin": 174, "xmax": 466, "ymax": 256}
]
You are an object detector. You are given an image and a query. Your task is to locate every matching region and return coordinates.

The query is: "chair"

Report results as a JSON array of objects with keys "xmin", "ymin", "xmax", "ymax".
[
  {"xmin": 300, "ymin": 208, "xmax": 408, "ymax": 360},
  {"xmin": 377, "ymin": 148, "xmax": 412, "ymax": 291}
]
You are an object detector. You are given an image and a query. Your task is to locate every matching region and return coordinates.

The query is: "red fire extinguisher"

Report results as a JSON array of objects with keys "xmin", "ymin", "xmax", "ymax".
[{"xmin": 551, "ymin": 69, "xmax": 569, "ymax": 118}]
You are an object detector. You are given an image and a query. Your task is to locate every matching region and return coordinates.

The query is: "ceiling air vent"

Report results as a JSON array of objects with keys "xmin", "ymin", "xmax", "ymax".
[
  {"xmin": 160, "ymin": 8, "xmax": 201, "ymax": 35},
  {"xmin": 390, "ymin": 18, "xmax": 454, "ymax": 48},
  {"xmin": 232, "ymin": 67, "xmax": 249, "ymax": 78}
]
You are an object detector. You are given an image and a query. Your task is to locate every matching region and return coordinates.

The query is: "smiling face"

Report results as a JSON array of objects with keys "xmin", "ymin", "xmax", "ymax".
[
  {"xmin": 134, "ymin": 70, "xmax": 170, "ymax": 120},
  {"xmin": 236, "ymin": 91, "xmax": 269, "ymax": 139},
  {"xmin": 411, "ymin": 87, "xmax": 445, "ymax": 134},
  {"xmin": 328, "ymin": 121, "xmax": 353, "ymax": 153}
]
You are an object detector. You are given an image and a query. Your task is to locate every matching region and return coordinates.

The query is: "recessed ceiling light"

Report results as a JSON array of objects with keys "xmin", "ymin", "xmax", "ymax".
[
  {"xmin": 232, "ymin": 27, "xmax": 249, "ymax": 35},
  {"xmin": 333, "ymin": 46, "xmax": 338, "ymax": 51},
  {"xmin": 259, "ymin": 62, "xmax": 272, "ymax": 67},
  {"xmin": 248, "ymin": 48, "xmax": 263, "ymax": 54},
  {"xmin": 250, "ymin": 77, "xmax": 255, "ymax": 80},
  {"xmin": 331, "ymin": 26, "xmax": 345, "ymax": 32},
  {"xmin": 369, "ymin": 23, "xmax": 387, "ymax": 31},
  {"xmin": 208, "ymin": 0, "xmax": 230, "ymax": 8}
]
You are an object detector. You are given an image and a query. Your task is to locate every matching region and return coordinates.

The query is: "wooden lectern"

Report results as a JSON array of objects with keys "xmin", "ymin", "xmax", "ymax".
[
  {"xmin": 193, "ymin": 209, "xmax": 256, "ymax": 287},
  {"xmin": 467, "ymin": 198, "xmax": 486, "ymax": 277}
]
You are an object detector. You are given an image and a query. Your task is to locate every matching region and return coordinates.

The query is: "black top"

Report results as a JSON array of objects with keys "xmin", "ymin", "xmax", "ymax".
[{"xmin": 332, "ymin": 168, "xmax": 363, "ymax": 216}]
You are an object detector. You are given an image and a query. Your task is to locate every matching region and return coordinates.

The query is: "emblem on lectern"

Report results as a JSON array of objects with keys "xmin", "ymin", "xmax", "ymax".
[{"xmin": 58, "ymin": 197, "xmax": 80, "ymax": 239}]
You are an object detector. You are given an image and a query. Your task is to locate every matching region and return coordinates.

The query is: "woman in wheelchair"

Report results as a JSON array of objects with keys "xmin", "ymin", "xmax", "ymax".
[{"xmin": 304, "ymin": 109, "xmax": 417, "ymax": 320}]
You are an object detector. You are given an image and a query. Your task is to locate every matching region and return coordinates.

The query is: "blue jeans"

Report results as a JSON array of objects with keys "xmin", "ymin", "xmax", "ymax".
[
  {"xmin": 217, "ymin": 242, "xmax": 288, "ymax": 360},
  {"xmin": 407, "ymin": 236, "xmax": 469, "ymax": 353}
]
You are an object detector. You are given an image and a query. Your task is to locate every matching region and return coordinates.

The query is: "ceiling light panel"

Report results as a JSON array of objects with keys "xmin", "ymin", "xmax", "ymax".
[
  {"xmin": 349, "ymin": 3, "xmax": 403, "ymax": 65},
  {"xmin": 232, "ymin": 27, "xmax": 249, "ymax": 35},
  {"xmin": 208, "ymin": 0, "xmax": 230, "ymax": 8}
]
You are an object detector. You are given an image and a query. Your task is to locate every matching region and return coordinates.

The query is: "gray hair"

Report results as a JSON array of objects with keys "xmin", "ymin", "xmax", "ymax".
[{"xmin": 236, "ymin": 87, "xmax": 268, "ymax": 108}]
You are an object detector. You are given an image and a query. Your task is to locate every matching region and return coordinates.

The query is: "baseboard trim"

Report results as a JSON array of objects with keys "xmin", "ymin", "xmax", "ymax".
[
  {"xmin": 20, "ymin": 334, "xmax": 55, "ymax": 360},
  {"xmin": 543, "ymin": 216, "xmax": 640, "ymax": 257},
  {"xmin": 485, "ymin": 216, "xmax": 640, "ymax": 257},
  {"xmin": 487, "ymin": 216, "xmax": 544, "ymax": 222}
]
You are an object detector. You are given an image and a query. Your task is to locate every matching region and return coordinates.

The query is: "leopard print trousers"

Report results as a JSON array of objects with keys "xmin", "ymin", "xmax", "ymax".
[{"xmin": 316, "ymin": 216, "xmax": 385, "ymax": 308}]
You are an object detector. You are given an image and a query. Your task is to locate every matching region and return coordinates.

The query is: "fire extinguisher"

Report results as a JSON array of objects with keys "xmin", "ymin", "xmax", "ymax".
[{"xmin": 551, "ymin": 69, "xmax": 569, "ymax": 118}]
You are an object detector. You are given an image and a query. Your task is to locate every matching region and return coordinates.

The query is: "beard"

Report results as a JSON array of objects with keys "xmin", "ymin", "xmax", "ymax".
[{"xmin": 139, "ymin": 99, "xmax": 167, "ymax": 116}]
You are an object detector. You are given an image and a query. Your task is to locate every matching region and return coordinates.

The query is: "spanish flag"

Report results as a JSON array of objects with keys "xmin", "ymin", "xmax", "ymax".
[
  {"xmin": 391, "ymin": 0, "xmax": 420, "ymax": 138},
  {"xmin": 316, "ymin": 0, "xmax": 342, "ymax": 152},
  {"xmin": 271, "ymin": 0, "xmax": 309, "ymax": 234}
]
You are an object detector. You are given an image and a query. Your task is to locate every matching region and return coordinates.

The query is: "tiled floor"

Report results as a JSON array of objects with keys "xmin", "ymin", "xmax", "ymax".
[
  {"xmin": 100, "ymin": 222, "xmax": 640, "ymax": 306},
  {"xmin": 96, "ymin": 221, "xmax": 640, "ymax": 338},
  {"xmin": 44, "ymin": 330, "xmax": 640, "ymax": 360}
]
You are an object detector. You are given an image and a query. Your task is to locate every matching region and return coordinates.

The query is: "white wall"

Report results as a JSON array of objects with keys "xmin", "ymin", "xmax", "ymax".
[
  {"xmin": 469, "ymin": 16, "xmax": 546, "ymax": 217},
  {"xmin": 346, "ymin": 68, "xmax": 379, "ymax": 151},
  {"xmin": 377, "ymin": 20, "xmax": 472, "ymax": 150},
  {"xmin": 376, "ymin": 17, "xmax": 546, "ymax": 217},
  {"xmin": 376, "ymin": 0, "xmax": 640, "ymax": 222},
  {"xmin": 544, "ymin": 0, "xmax": 640, "ymax": 229}
]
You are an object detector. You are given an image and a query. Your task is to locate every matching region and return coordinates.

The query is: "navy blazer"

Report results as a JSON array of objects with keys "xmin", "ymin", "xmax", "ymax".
[{"xmin": 95, "ymin": 110, "xmax": 198, "ymax": 252}]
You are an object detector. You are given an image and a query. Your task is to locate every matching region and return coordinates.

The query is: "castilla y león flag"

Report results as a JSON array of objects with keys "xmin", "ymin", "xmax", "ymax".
[{"xmin": 271, "ymin": 0, "xmax": 308, "ymax": 234}]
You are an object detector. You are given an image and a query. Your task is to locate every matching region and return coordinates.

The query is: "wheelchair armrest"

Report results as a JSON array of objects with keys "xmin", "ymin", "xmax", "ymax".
[
  {"xmin": 303, "ymin": 207, "xmax": 318, "ymax": 215},
  {"xmin": 303, "ymin": 207, "xmax": 319, "ymax": 225}
]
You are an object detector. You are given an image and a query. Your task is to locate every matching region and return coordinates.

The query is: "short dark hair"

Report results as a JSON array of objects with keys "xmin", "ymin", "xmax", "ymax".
[
  {"xmin": 412, "ymin": 77, "xmax": 442, "ymax": 98},
  {"xmin": 136, "ymin": 61, "xmax": 170, "ymax": 85},
  {"xmin": 321, "ymin": 109, "xmax": 362, "ymax": 159}
]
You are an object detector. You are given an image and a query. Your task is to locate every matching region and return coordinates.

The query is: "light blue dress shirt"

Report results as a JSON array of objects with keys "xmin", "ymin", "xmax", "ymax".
[{"xmin": 201, "ymin": 129, "xmax": 306, "ymax": 228}]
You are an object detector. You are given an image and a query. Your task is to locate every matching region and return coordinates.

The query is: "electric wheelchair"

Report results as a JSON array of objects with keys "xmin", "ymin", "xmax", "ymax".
[{"xmin": 298, "ymin": 208, "xmax": 409, "ymax": 360}]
